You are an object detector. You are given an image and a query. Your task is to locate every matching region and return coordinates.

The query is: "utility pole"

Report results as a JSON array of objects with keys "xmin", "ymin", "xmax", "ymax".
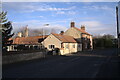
[{"xmin": 116, "ymin": 2, "xmax": 120, "ymax": 56}]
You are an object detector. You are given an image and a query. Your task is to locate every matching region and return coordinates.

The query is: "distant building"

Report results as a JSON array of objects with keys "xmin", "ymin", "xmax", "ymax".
[
  {"xmin": 64, "ymin": 22, "xmax": 93, "ymax": 50},
  {"xmin": 116, "ymin": 1, "xmax": 120, "ymax": 48}
]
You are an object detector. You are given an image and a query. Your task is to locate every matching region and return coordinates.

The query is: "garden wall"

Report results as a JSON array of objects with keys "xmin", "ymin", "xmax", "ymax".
[{"xmin": 2, "ymin": 52, "xmax": 46, "ymax": 64}]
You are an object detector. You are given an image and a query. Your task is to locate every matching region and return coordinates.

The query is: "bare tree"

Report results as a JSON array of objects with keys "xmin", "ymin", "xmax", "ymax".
[
  {"xmin": 29, "ymin": 28, "xmax": 50, "ymax": 36},
  {"xmin": 51, "ymin": 28, "xmax": 57, "ymax": 33}
]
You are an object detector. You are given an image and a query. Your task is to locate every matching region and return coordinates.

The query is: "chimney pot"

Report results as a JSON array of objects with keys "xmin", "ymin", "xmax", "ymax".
[
  {"xmin": 60, "ymin": 31, "xmax": 64, "ymax": 35},
  {"xmin": 81, "ymin": 25, "xmax": 85, "ymax": 31},
  {"xmin": 71, "ymin": 21, "xmax": 75, "ymax": 27},
  {"xmin": 17, "ymin": 32, "xmax": 22, "ymax": 37},
  {"xmin": 25, "ymin": 26, "xmax": 28, "ymax": 37}
]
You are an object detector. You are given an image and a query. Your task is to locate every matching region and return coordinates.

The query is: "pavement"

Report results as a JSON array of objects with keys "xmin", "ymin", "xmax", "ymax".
[{"xmin": 2, "ymin": 48, "xmax": 120, "ymax": 79}]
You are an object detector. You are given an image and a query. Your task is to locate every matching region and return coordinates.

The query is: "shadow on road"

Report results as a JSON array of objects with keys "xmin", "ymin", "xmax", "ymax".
[{"xmin": 2, "ymin": 48, "xmax": 120, "ymax": 78}]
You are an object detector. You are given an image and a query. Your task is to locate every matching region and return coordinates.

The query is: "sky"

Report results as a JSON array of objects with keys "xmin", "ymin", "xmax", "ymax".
[{"xmin": 2, "ymin": 2, "xmax": 119, "ymax": 37}]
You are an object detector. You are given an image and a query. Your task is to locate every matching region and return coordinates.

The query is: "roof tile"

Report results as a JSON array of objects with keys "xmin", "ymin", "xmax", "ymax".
[
  {"xmin": 73, "ymin": 27, "xmax": 91, "ymax": 35},
  {"xmin": 12, "ymin": 35, "xmax": 48, "ymax": 44},
  {"xmin": 52, "ymin": 33, "xmax": 77, "ymax": 43}
]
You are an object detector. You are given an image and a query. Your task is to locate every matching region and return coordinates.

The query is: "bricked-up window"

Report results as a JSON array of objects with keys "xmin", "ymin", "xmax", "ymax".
[{"xmin": 49, "ymin": 45, "xmax": 55, "ymax": 49}]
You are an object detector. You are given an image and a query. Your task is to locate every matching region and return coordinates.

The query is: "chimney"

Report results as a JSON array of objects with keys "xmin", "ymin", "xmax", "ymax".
[
  {"xmin": 81, "ymin": 25, "xmax": 85, "ymax": 31},
  {"xmin": 70, "ymin": 21, "xmax": 75, "ymax": 27},
  {"xmin": 17, "ymin": 32, "xmax": 22, "ymax": 37},
  {"xmin": 25, "ymin": 26, "xmax": 28, "ymax": 37},
  {"xmin": 60, "ymin": 31, "xmax": 64, "ymax": 35}
]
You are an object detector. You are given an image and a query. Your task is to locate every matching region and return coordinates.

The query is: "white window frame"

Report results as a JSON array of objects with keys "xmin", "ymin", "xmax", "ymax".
[
  {"xmin": 73, "ymin": 44, "xmax": 75, "ymax": 48},
  {"xmin": 49, "ymin": 45, "xmax": 55, "ymax": 49},
  {"xmin": 66, "ymin": 43, "xmax": 69, "ymax": 49}
]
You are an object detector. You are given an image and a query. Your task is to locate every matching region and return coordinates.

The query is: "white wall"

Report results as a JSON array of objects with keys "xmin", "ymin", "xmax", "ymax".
[
  {"xmin": 42, "ymin": 34, "xmax": 62, "ymax": 51},
  {"xmin": 60, "ymin": 43, "xmax": 82, "ymax": 55}
]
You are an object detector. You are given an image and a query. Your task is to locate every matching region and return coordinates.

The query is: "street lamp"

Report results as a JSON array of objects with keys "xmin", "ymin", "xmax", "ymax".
[
  {"xmin": 43, "ymin": 24, "xmax": 49, "ymax": 41},
  {"xmin": 43, "ymin": 24, "xmax": 49, "ymax": 58}
]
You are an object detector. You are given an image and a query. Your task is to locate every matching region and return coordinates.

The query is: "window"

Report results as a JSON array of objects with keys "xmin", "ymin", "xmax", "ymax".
[
  {"xmin": 34, "ymin": 46, "xmax": 38, "ymax": 49},
  {"xmin": 85, "ymin": 43, "xmax": 87, "ymax": 49},
  {"xmin": 49, "ymin": 45, "xmax": 55, "ymax": 49},
  {"xmin": 61, "ymin": 43, "xmax": 64, "ymax": 48},
  {"xmin": 73, "ymin": 44, "xmax": 75, "ymax": 48},
  {"xmin": 78, "ymin": 44, "xmax": 81, "ymax": 48},
  {"xmin": 52, "ymin": 45, "xmax": 55, "ymax": 49},
  {"xmin": 66, "ymin": 44, "xmax": 69, "ymax": 49},
  {"xmin": 84, "ymin": 37, "xmax": 87, "ymax": 40}
]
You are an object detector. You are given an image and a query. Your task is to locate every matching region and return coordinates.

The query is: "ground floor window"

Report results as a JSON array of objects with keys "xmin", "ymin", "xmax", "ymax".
[
  {"xmin": 61, "ymin": 43, "xmax": 64, "ymax": 48},
  {"xmin": 78, "ymin": 44, "xmax": 81, "ymax": 48},
  {"xmin": 34, "ymin": 46, "xmax": 38, "ymax": 49},
  {"xmin": 66, "ymin": 44, "xmax": 69, "ymax": 49},
  {"xmin": 73, "ymin": 44, "xmax": 75, "ymax": 48},
  {"xmin": 85, "ymin": 43, "xmax": 87, "ymax": 49},
  {"xmin": 49, "ymin": 45, "xmax": 55, "ymax": 49}
]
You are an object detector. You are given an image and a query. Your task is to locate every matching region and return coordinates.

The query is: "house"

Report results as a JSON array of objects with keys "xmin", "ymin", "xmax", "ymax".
[
  {"xmin": 42, "ymin": 33, "xmax": 82, "ymax": 55},
  {"xmin": 42, "ymin": 22, "xmax": 92, "ymax": 55},
  {"xmin": 7, "ymin": 35, "xmax": 48, "ymax": 51},
  {"xmin": 7, "ymin": 26, "xmax": 48, "ymax": 51},
  {"xmin": 64, "ymin": 22, "xmax": 93, "ymax": 50},
  {"xmin": 8, "ymin": 22, "xmax": 92, "ymax": 54}
]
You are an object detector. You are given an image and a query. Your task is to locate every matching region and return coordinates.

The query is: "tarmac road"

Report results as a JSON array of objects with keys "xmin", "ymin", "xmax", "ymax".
[{"xmin": 2, "ymin": 48, "xmax": 119, "ymax": 78}]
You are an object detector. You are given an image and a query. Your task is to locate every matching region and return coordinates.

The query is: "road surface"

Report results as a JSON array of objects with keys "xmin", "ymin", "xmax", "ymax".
[{"xmin": 2, "ymin": 48, "xmax": 119, "ymax": 78}]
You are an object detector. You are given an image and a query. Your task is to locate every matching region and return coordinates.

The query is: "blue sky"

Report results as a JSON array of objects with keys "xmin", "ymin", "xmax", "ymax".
[{"xmin": 2, "ymin": 2, "xmax": 118, "ymax": 37}]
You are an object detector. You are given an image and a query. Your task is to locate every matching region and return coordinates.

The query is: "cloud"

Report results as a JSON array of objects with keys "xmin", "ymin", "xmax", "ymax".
[
  {"xmin": 79, "ymin": 21, "xmax": 102, "ymax": 28},
  {"xmin": 78, "ymin": 21, "xmax": 116, "ymax": 36},
  {"xmin": 38, "ymin": 16, "xmax": 44, "ymax": 18},
  {"xmin": 82, "ymin": 5, "xmax": 115, "ymax": 16},
  {"xmin": 56, "ymin": 11, "xmax": 65, "ymax": 14},
  {"xmin": 12, "ymin": 20, "xmax": 68, "ymax": 34},
  {"xmin": 3, "ymin": 3, "xmax": 76, "ymax": 13},
  {"xmin": 3, "ymin": 0, "xmax": 120, "ymax": 2},
  {"xmin": 56, "ymin": 10, "xmax": 76, "ymax": 15},
  {"xmin": 68, "ymin": 11, "xmax": 76, "ymax": 15},
  {"xmin": 12, "ymin": 20, "xmax": 116, "ymax": 36},
  {"xmin": 44, "ymin": 24, "xmax": 67, "ymax": 32},
  {"xmin": 83, "ymin": 5, "xmax": 114, "ymax": 11}
]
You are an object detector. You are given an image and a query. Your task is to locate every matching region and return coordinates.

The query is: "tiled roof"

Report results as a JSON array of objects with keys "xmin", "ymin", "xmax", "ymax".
[
  {"xmin": 12, "ymin": 35, "xmax": 48, "ymax": 45},
  {"xmin": 52, "ymin": 33, "xmax": 77, "ymax": 43},
  {"xmin": 73, "ymin": 27, "xmax": 91, "ymax": 35}
]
